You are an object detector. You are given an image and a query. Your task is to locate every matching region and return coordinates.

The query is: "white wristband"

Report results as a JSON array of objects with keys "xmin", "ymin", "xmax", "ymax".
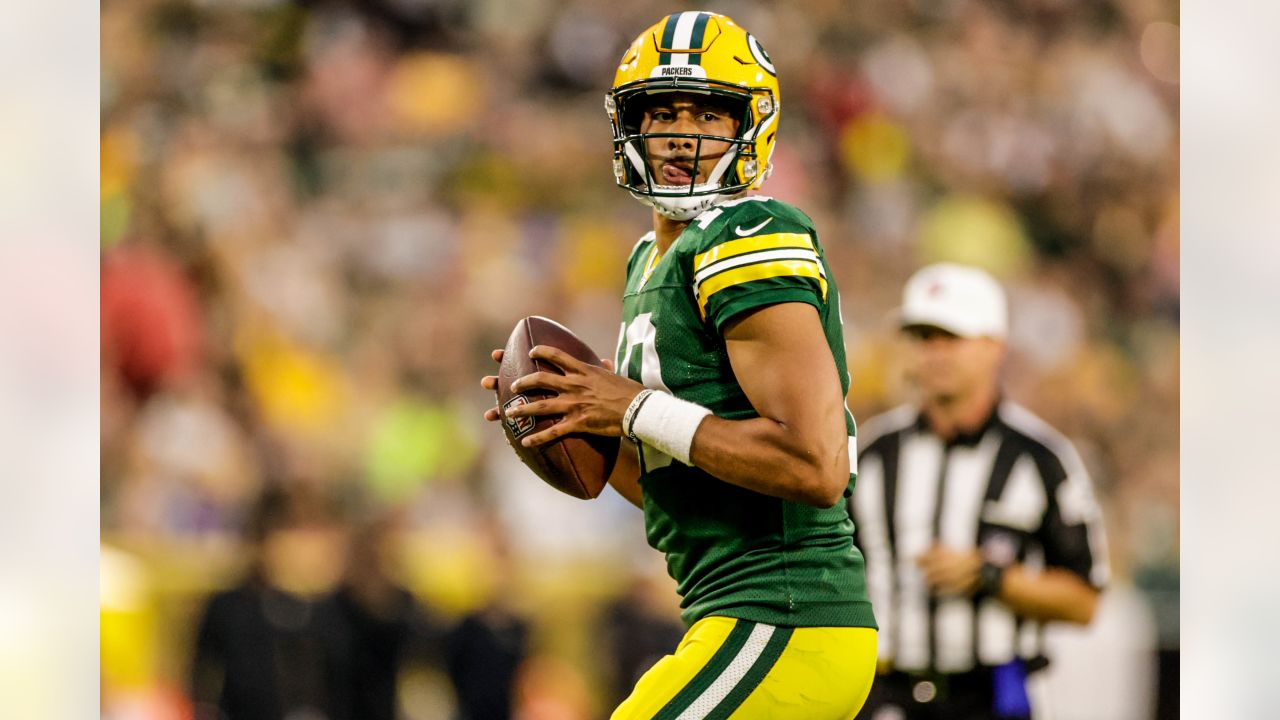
[{"xmin": 629, "ymin": 391, "xmax": 712, "ymax": 467}]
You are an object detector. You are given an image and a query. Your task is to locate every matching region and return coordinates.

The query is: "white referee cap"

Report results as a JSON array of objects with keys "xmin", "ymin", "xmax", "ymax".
[{"xmin": 899, "ymin": 263, "xmax": 1008, "ymax": 339}]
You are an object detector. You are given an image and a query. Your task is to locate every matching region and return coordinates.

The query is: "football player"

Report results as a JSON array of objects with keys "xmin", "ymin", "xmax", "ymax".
[{"xmin": 483, "ymin": 12, "xmax": 877, "ymax": 719}]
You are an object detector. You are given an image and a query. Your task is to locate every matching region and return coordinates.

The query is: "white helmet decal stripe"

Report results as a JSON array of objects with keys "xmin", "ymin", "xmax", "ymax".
[{"xmin": 668, "ymin": 12, "xmax": 701, "ymax": 66}]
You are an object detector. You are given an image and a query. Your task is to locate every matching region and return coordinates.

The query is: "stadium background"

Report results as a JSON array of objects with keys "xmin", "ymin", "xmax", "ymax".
[{"xmin": 99, "ymin": 0, "xmax": 1179, "ymax": 717}]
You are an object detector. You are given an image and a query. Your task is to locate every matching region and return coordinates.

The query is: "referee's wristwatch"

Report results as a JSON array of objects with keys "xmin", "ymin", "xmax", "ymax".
[{"xmin": 975, "ymin": 561, "xmax": 1009, "ymax": 599}]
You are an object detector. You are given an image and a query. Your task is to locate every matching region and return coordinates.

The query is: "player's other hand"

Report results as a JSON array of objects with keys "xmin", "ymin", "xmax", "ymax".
[
  {"xmin": 481, "ymin": 349, "xmax": 504, "ymax": 422},
  {"xmin": 916, "ymin": 544, "xmax": 983, "ymax": 597}
]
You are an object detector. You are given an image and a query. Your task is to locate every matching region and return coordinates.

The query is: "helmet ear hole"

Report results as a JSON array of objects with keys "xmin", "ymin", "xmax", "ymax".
[{"xmin": 620, "ymin": 99, "xmax": 647, "ymax": 134}]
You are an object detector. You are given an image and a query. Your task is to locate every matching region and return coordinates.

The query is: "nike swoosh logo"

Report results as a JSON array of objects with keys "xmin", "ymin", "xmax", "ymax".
[{"xmin": 733, "ymin": 218, "xmax": 773, "ymax": 237}]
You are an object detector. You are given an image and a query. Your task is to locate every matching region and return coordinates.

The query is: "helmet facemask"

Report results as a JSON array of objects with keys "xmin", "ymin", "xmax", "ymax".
[{"xmin": 608, "ymin": 81, "xmax": 773, "ymax": 221}]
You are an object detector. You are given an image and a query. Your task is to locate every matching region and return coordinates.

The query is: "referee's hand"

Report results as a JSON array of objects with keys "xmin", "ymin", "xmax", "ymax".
[{"xmin": 916, "ymin": 545, "xmax": 983, "ymax": 596}]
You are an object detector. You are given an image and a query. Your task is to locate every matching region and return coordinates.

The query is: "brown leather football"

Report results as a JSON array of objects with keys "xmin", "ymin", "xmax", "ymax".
[{"xmin": 496, "ymin": 316, "xmax": 618, "ymax": 499}]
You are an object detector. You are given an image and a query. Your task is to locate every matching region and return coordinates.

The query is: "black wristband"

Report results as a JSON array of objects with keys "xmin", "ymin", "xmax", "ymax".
[
  {"xmin": 624, "ymin": 389, "xmax": 656, "ymax": 441},
  {"xmin": 976, "ymin": 561, "xmax": 1008, "ymax": 599}
]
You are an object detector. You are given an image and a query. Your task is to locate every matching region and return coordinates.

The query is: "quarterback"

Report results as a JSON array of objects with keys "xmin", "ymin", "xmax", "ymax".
[{"xmin": 483, "ymin": 12, "xmax": 877, "ymax": 719}]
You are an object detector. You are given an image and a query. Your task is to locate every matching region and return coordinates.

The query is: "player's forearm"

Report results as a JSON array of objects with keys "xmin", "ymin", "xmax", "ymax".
[
  {"xmin": 997, "ymin": 566, "xmax": 1100, "ymax": 625},
  {"xmin": 688, "ymin": 415, "xmax": 848, "ymax": 508},
  {"xmin": 607, "ymin": 440, "xmax": 645, "ymax": 509}
]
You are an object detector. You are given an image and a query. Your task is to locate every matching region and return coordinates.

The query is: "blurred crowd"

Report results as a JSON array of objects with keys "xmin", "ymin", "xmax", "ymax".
[{"xmin": 100, "ymin": 0, "xmax": 1178, "ymax": 717}]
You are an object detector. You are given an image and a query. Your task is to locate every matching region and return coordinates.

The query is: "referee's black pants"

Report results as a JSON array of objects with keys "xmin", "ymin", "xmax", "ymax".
[{"xmin": 861, "ymin": 668, "xmax": 1032, "ymax": 720}]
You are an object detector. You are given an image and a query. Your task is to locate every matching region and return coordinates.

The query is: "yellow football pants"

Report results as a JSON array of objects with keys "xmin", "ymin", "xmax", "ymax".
[{"xmin": 612, "ymin": 616, "xmax": 877, "ymax": 720}]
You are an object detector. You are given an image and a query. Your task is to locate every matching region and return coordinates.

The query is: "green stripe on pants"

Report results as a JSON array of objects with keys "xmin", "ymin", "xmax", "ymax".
[
  {"xmin": 704, "ymin": 626, "xmax": 795, "ymax": 720},
  {"xmin": 652, "ymin": 619, "xmax": 756, "ymax": 720}
]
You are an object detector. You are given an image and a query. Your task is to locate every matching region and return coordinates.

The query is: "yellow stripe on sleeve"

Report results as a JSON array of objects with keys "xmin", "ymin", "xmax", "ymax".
[
  {"xmin": 693, "ymin": 233, "xmax": 815, "ymax": 273},
  {"xmin": 696, "ymin": 259, "xmax": 828, "ymax": 317}
]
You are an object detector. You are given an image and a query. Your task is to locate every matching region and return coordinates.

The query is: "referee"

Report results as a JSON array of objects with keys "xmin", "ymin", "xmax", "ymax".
[{"xmin": 852, "ymin": 264, "xmax": 1109, "ymax": 720}]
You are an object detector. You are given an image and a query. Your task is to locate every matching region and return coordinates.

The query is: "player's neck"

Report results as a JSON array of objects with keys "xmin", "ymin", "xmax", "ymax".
[
  {"xmin": 921, "ymin": 381, "xmax": 1000, "ymax": 442},
  {"xmin": 653, "ymin": 212, "xmax": 690, "ymax": 254}
]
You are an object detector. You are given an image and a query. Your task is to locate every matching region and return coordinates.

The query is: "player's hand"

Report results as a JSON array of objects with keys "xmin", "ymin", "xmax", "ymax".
[
  {"xmin": 504, "ymin": 345, "xmax": 643, "ymax": 446},
  {"xmin": 480, "ymin": 350, "xmax": 620, "ymax": 425},
  {"xmin": 916, "ymin": 544, "xmax": 983, "ymax": 597},
  {"xmin": 480, "ymin": 349, "xmax": 504, "ymax": 422}
]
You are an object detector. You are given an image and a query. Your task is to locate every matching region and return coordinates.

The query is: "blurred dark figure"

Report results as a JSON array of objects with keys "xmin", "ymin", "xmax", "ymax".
[
  {"xmin": 335, "ymin": 508, "xmax": 447, "ymax": 720},
  {"xmin": 190, "ymin": 483, "xmax": 353, "ymax": 720},
  {"xmin": 445, "ymin": 604, "xmax": 529, "ymax": 720},
  {"xmin": 445, "ymin": 516, "xmax": 530, "ymax": 720},
  {"xmin": 1136, "ymin": 564, "xmax": 1179, "ymax": 719},
  {"xmin": 599, "ymin": 572, "xmax": 685, "ymax": 709}
]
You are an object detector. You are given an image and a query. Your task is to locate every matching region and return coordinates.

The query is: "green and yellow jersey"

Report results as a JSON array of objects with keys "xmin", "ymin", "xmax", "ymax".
[{"xmin": 614, "ymin": 196, "xmax": 876, "ymax": 630}]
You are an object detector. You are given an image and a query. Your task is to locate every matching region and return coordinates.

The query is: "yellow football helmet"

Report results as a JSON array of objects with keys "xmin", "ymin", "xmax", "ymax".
[{"xmin": 607, "ymin": 12, "xmax": 781, "ymax": 221}]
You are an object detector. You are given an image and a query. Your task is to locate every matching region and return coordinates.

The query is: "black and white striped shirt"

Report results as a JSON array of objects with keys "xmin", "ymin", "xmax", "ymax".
[{"xmin": 850, "ymin": 400, "xmax": 1109, "ymax": 673}]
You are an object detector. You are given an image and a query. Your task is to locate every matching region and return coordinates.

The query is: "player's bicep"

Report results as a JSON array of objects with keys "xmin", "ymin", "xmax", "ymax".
[{"xmin": 722, "ymin": 303, "xmax": 845, "ymax": 444}]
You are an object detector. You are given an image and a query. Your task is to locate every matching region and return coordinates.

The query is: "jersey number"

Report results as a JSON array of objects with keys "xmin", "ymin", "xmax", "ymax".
[
  {"xmin": 616, "ymin": 312, "xmax": 671, "ymax": 393},
  {"xmin": 615, "ymin": 313, "xmax": 673, "ymax": 469}
]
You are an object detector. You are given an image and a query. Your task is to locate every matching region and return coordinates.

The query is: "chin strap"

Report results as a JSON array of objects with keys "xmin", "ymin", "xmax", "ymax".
[
  {"xmin": 631, "ymin": 191, "xmax": 722, "ymax": 221},
  {"xmin": 702, "ymin": 147, "xmax": 737, "ymax": 187}
]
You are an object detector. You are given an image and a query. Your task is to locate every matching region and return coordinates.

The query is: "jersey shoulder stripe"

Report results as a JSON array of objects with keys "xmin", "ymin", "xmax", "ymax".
[
  {"xmin": 686, "ymin": 199, "xmax": 826, "ymax": 321},
  {"xmin": 693, "ymin": 232, "xmax": 816, "ymax": 272},
  {"xmin": 696, "ymin": 256, "xmax": 828, "ymax": 317},
  {"xmin": 694, "ymin": 245, "xmax": 824, "ymax": 287}
]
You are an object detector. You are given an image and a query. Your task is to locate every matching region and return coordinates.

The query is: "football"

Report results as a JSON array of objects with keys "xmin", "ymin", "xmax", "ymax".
[{"xmin": 496, "ymin": 316, "xmax": 618, "ymax": 499}]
